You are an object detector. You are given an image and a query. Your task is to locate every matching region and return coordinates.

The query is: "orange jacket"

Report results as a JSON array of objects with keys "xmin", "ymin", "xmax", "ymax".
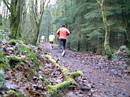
[{"xmin": 56, "ymin": 27, "xmax": 70, "ymax": 39}]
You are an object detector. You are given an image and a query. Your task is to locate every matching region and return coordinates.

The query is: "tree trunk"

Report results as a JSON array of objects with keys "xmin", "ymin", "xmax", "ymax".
[
  {"xmin": 77, "ymin": 40, "xmax": 80, "ymax": 51},
  {"xmin": 121, "ymin": 0, "xmax": 130, "ymax": 49},
  {"xmin": 96, "ymin": 0, "xmax": 112, "ymax": 59},
  {"xmin": 3, "ymin": 0, "xmax": 24, "ymax": 39},
  {"xmin": 32, "ymin": 0, "xmax": 50, "ymax": 45}
]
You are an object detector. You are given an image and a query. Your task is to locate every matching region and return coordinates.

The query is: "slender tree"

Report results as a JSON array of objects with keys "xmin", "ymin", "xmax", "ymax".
[
  {"xmin": 31, "ymin": 0, "xmax": 50, "ymax": 45},
  {"xmin": 96, "ymin": 0, "xmax": 112, "ymax": 58}
]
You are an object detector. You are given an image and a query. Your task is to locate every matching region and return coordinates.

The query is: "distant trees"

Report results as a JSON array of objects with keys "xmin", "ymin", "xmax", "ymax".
[
  {"xmin": 2, "ymin": 0, "xmax": 50, "ymax": 45},
  {"xmin": 31, "ymin": 0, "xmax": 50, "ymax": 45},
  {"xmin": 52, "ymin": 0, "xmax": 130, "ymax": 58},
  {"xmin": 2, "ymin": 0, "xmax": 130, "ymax": 58}
]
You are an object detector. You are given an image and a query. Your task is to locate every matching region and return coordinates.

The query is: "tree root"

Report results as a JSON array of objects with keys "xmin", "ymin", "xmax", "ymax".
[{"xmin": 45, "ymin": 54, "xmax": 83, "ymax": 96}]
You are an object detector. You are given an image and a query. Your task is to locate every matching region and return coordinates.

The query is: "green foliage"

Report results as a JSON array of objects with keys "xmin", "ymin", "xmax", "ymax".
[
  {"xmin": 48, "ymin": 78, "xmax": 75, "ymax": 97},
  {"xmin": 8, "ymin": 39, "xmax": 17, "ymax": 45},
  {"xmin": 28, "ymin": 51, "xmax": 39, "ymax": 71},
  {"xmin": 0, "ymin": 52, "xmax": 9, "ymax": 69},
  {"xmin": 51, "ymin": 0, "xmax": 130, "ymax": 54},
  {"xmin": 3, "ymin": 0, "xmax": 130, "ymax": 55},
  {"xmin": 18, "ymin": 45, "xmax": 30, "ymax": 55},
  {"xmin": 7, "ymin": 55, "xmax": 25, "ymax": 69},
  {"xmin": 4, "ymin": 89, "xmax": 25, "ymax": 97},
  {"xmin": 48, "ymin": 70, "xmax": 83, "ymax": 97}
]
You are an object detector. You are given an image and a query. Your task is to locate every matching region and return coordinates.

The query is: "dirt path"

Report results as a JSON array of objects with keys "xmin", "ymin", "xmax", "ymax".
[{"xmin": 42, "ymin": 43, "xmax": 130, "ymax": 97}]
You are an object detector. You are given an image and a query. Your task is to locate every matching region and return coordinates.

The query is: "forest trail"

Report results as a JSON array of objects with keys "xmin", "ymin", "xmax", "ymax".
[{"xmin": 42, "ymin": 43, "xmax": 130, "ymax": 97}]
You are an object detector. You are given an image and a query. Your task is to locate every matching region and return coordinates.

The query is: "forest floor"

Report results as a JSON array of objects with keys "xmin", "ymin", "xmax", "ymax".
[
  {"xmin": 42, "ymin": 43, "xmax": 130, "ymax": 97},
  {"xmin": 1, "ymin": 42, "xmax": 130, "ymax": 97}
]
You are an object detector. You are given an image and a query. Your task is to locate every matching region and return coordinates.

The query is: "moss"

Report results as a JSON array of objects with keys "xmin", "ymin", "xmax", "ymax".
[
  {"xmin": 4, "ymin": 89, "xmax": 25, "ymax": 97},
  {"xmin": 45, "ymin": 55, "xmax": 69, "ymax": 76},
  {"xmin": 6, "ymin": 55, "xmax": 25, "ymax": 68},
  {"xmin": 0, "ymin": 52, "xmax": 9, "ymax": 69},
  {"xmin": 18, "ymin": 44, "xmax": 31, "ymax": 55},
  {"xmin": 104, "ymin": 44, "xmax": 112, "ymax": 59},
  {"xmin": 25, "ymin": 69, "xmax": 35, "ymax": 80},
  {"xmin": 48, "ymin": 70, "xmax": 82, "ymax": 96},
  {"xmin": 69, "ymin": 70, "xmax": 83, "ymax": 79},
  {"xmin": 0, "ymin": 63, "xmax": 9, "ymax": 70},
  {"xmin": 61, "ymin": 66, "xmax": 70, "ymax": 75},
  {"xmin": 7, "ymin": 55, "xmax": 25, "ymax": 61},
  {"xmin": 45, "ymin": 53, "xmax": 83, "ymax": 97},
  {"xmin": 8, "ymin": 39, "xmax": 17, "ymax": 45},
  {"xmin": 48, "ymin": 78, "xmax": 75, "ymax": 97},
  {"xmin": 28, "ymin": 52, "xmax": 40, "ymax": 71},
  {"xmin": 9, "ymin": 40, "xmax": 40, "ymax": 71}
]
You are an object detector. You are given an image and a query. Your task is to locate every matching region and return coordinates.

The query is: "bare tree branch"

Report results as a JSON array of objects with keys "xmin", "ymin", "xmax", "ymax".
[
  {"xmin": 96, "ymin": 0, "xmax": 100, "ymax": 4},
  {"xmin": 96, "ymin": 0, "xmax": 104, "ymax": 6},
  {"xmin": 44, "ymin": 0, "xmax": 50, "ymax": 8},
  {"xmin": 3, "ymin": 0, "xmax": 11, "ymax": 11}
]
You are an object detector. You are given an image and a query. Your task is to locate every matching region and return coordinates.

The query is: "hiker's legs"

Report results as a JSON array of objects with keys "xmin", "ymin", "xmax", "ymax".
[
  {"xmin": 48, "ymin": 41, "xmax": 54, "ymax": 53},
  {"xmin": 62, "ymin": 39, "xmax": 66, "ymax": 50},
  {"xmin": 59, "ymin": 39, "xmax": 66, "ymax": 56},
  {"xmin": 59, "ymin": 39, "xmax": 66, "ymax": 51},
  {"xmin": 50, "ymin": 41, "xmax": 53, "ymax": 48},
  {"xmin": 61, "ymin": 39, "xmax": 66, "ymax": 56},
  {"xmin": 59, "ymin": 39, "xmax": 63, "ymax": 51}
]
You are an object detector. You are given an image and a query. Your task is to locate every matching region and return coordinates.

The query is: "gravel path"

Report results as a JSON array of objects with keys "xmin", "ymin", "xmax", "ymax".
[{"xmin": 42, "ymin": 43, "xmax": 130, "ymax": 97}]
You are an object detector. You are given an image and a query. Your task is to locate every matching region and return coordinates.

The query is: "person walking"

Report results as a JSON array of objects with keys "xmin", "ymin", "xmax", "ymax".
[
  {"xmin": 49, "ymin": 32, "xmax": 55, "ymax": 49},
  {"xmin": 56, "ymin": 24, "xmax": 70, "ymax": 56}
]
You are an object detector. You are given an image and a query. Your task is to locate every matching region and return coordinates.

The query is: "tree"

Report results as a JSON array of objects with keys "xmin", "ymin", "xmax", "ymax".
[
  {"xmin": 96, "ymin": 0, "xmax": 112, "ymax": 58},
  {"xmin": 30, "ymin": 0, "xmax": 50, "ymax": 45},
  {"xmin": 121, "ymin": 0, "xmax": 130, "ymax": 49},
  {"xmin": 3, "ymin": 0, "xmax": 25, "ymax": 39}
]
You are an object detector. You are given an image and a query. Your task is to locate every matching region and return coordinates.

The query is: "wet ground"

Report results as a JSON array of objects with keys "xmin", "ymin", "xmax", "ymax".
[
  {"xmin": 42, "ymin": 43, "xmax": 130, "ymax": 97},
  {"xmin": 1, "ymin": 42, "xmax": 130, "ymax": 97},
  {"xmin": 0, "ymin": 42, "xmax": 65, "ymax": 97}
]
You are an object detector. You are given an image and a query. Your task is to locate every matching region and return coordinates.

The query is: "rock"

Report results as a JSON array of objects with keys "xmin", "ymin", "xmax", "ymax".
[
  {"xmin": 80, "ymin": 86, "xmax": 91, "ymax": 91},
  {"xmin": 110, "ymin": 69, "xmax": 118, "ymax": 75},
  {"xmin": 5, "ymin": 80, "xmax": 17, "ymax": 89},
  {"xmin": 66, "ymin": 91, "xmax": 79, "ymax": 97},
  {"xmin": 117, "ymin": 92, "xmax": 130, "ymax": 97},
  {"xmin": 124, "ymin": 66, "xmax": 130, "ymax": 73},
  {"xmin": 113, "ymin": 45, "xmax": 130, "ymax": 61},
  {"xmin": 80, "ymin": 83, "xmax": 92, "ymax": 91},
  {"xmin": 93, "ymin": 92, "xmax": 108, "ymax": 97},
  {"xmin": 127, "ymin": 66, "xmax": 130, "ymax": 71}
]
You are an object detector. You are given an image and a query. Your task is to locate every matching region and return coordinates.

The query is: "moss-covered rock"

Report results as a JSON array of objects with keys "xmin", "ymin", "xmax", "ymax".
[{"xmin": 112, "ymin": 45, "xmax": 130, "ymax": 61}]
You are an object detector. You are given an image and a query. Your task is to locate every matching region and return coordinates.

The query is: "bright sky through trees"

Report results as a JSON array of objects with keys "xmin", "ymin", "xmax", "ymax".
[{"xmin": 48, "ymin": 0, "xmax": 57, "ymax": 5}]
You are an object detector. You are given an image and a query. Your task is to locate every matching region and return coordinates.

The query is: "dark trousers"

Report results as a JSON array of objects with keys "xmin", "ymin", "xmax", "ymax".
[{"xmin": 59, "ymin": 39, "xmax": 66, "ymax": 51}]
